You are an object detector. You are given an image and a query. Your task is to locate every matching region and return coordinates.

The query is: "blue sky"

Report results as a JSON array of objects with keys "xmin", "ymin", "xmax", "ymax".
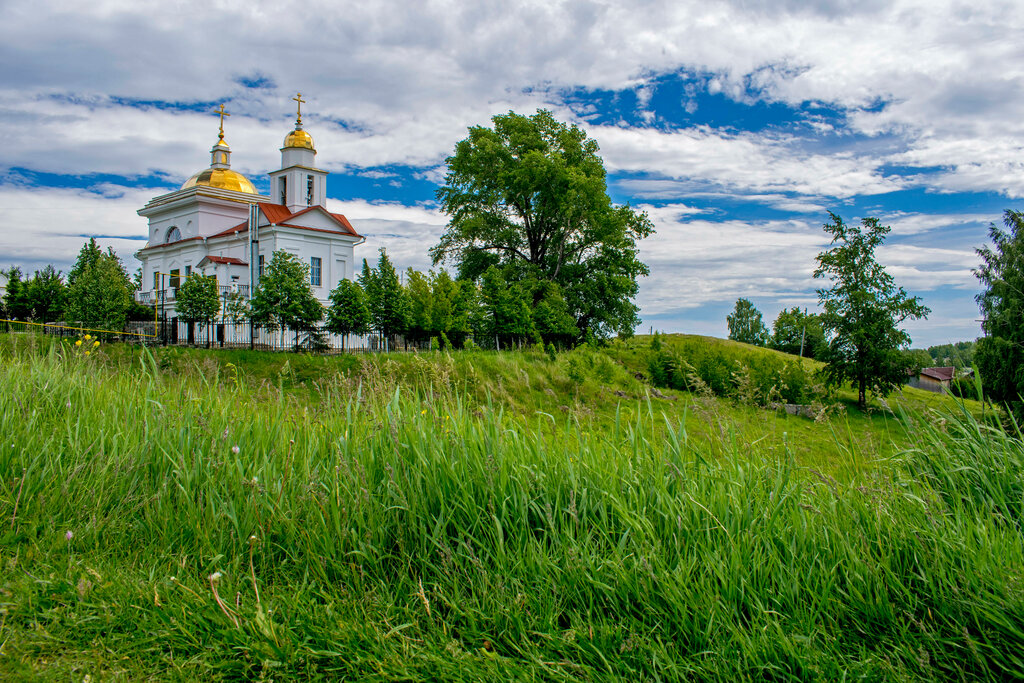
[{"xmin": 2, "ymin": 0, "xmax": 1022, "ymax": 346}]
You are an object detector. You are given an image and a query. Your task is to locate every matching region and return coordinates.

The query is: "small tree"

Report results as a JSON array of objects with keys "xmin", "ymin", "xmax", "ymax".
[
  {"xmin": 815, "ymin": 213, "xmax": 930, "ymax": 409},
  {"xmin": 480, "ymin": 266, "xmax": 534, "ymax": 349},
  {"xmin": 24, "ymin": 265, "xmax": 66, "ymax": 322},
  {"xmin": 770, "ymin": 307, "xmax": 825, "ymax": 358},
  {"xmin": 251, "ymin": 250, "xmax": 323, "ymax": 350},
  {"xmin": 974, "ymin": 209, "xmax": 1024, "ymax": 422},
  {"xmin": 727, "ymin": 298, "xmax": 769, "ymax": 346},
  {"xmin": 65, "ymin": 240, "xmax": 133, "ymax": 333},
  {"xmin": 326, "ymin": 279, "xmax": 371, "ymax": 350},
  {"xmin": 176, "ymin": 274, "xmax": 220, "ymax": 346},
  {"xmin": 2, "ymin": 267, "xmax": 32, "ymax": 321},
  {"xmin": 361, "ymin": 249, "xmax": 409, "ymax": 350}
]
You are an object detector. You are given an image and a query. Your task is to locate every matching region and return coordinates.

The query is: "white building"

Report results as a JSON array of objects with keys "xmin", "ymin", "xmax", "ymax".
[{"xmin": 134, "ymin": 100, "xmax": 363, "ymax": 316}]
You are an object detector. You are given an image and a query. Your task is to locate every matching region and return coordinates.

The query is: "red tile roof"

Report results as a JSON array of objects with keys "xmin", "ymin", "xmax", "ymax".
[
  {"xmin": 200, "ymin": 255, "xmax": 247, "ymax": 265},
  {"xmin": 920, "ymin": 366, "xmax": 955, "ymax": 382},
  {"xmin": 205, "ymin": 204, "xmax": 361, "ymax": 240}
]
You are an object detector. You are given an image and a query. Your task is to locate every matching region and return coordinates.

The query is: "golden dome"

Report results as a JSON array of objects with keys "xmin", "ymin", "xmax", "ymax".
[
  {"xmin": 182, "ymin": 167, "xmax": 257, "ymax": 194},
  {"xmin": 284, "ymin": 128, "xmax": 315, "ymax": 150}
]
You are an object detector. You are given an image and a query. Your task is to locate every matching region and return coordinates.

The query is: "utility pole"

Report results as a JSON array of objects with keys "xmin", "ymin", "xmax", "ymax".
[
  {"xmin": 248, "ymin": 203, "xmax": 258, "ymax": 350},
  {"xmin": 799, "ymin": 307, "xmax": 807, "ymax": 358}
]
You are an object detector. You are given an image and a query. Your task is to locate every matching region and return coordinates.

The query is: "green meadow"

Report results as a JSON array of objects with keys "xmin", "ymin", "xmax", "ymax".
[{"xmin": 1, "ymin": 333, "xmax": 1022, "ymax": 680}]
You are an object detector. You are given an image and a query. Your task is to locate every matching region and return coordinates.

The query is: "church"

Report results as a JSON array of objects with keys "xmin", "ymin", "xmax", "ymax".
[{"xmin": 134, "ymin": 96, "xmax": 363, "ymax": 316}]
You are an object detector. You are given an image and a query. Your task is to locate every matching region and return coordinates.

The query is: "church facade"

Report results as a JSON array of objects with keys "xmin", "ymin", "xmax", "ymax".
[{"xmin": 134, "ymin": 98, "xmax": 363, "ymax": 316}]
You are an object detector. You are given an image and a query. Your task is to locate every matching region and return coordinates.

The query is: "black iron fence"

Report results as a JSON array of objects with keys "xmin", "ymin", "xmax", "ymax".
[{"xmin": 1, "ymin": 317, "xmax": 432, "ymax": 354}]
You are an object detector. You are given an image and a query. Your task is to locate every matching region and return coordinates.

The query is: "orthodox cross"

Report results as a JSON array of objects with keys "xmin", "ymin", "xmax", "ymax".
[
  {"xmin": 293, "ymin": 93, "xmax": 305, "ymax": 125},
  {"xmin": 214, "ymin": 103, "xmax": 230, "ymax": 142}
]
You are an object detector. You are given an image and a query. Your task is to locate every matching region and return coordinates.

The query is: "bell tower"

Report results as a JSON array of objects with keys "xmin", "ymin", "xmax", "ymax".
[{"xmin": 268, "ymin": 93, "xmax": 328, "ymax": 212}]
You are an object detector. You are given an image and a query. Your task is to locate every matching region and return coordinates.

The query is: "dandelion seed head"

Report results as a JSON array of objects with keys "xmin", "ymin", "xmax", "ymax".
[{"xmin": 209, "ymin": 571, "xmax": 222, "ymax": 583}]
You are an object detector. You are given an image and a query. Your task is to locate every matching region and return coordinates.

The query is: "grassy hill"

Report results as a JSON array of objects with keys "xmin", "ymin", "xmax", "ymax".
[{"xmin": 0, "ymin": 332, "xmax": 1019, "ymax": 680}]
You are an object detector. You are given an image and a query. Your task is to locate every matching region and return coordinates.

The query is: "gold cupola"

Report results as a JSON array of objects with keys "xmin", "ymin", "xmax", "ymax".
[
  {"xmin": 282, "ymin": 92, "xmax": 315, "ymax": 150},
  {"xmin": 181, "ymin": 103, "xmax": 258, "ymax": 194}
]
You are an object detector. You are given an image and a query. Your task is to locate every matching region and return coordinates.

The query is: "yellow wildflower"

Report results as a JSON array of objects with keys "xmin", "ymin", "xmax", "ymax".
[
  {"xmin": 84, "ymin": 351, "xmax": 90, "ymax": 356},
  {"xmin": 93, "ymin": 341, "xmax": 100, "ymax": 347},
  {"xmin": 75, "ymin": 340, "xmax": 82, "ymax": 347},
  {"xmin": 84, "ymin": 334, "xmax": 91, "ymax": 341}
]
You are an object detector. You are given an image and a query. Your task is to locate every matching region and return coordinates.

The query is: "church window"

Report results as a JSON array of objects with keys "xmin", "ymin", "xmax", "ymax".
[
  {"xmin": 280, "ymin": 177, "xmax": 287, "ymax": 205},
  {"xmin": 170, "ymin": 269, "xmax": 180, "ymax": 289},
  {"xmin": 185, "ymin": 265, "xmax": 191, "ymax": 277},
  {"xmin": 310, "ymin": 257, "xmax": 322, "ymax": 287},
  {"xmin": 153, "ymin": 273, "xmax": 159, "ymax": 290},
  {"xmin": 166, "ymin": 226, "xmax": 181, "ymax": 243},
  {"xmin": 258, "ymin": 254, "xmax": 265, "ymax": 278},
  {"xmin": 307, "ymin": 175, "xmax": 314, "ymax": 206}
]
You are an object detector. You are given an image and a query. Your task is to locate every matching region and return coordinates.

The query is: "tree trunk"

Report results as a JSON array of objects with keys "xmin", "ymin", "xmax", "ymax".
[{"xmin": 859, "ymin": 377, "xmax": 867, "ymax": 410}]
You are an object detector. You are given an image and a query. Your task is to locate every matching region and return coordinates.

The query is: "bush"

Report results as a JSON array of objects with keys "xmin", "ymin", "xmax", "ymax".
[{"xmin": 646, "ymin": 338, "xmax": 820, "ymax": 407}]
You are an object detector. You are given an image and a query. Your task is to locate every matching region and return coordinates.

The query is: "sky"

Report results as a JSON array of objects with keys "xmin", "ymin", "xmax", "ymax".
[{"xmin": 2, "ymin": 0, "xmax": 1022, "ymax": 347}]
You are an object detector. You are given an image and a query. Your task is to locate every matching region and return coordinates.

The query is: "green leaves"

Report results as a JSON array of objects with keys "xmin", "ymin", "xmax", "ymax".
[
  {"xmin": 974, "ymin": 209, "xmax": 1024, "ymax": 421},
  {"xmin": 726, "ymin": 298, "xmax": 769, "ymax": 347},
  {"xmin": 326, "ymin": 278, "xmax": 371, "ymax": 346},
  {"xmin": 65, "ymin": 238, "xmax": 133, "ymax": 331},
  {"xmin": 176, "ymin": 274, "xmax": 220, "ymax": 323},
  {"xmin": 814, "ymin": 213, "xmax": 930, "ymax": 408},
  {"xmin": 433, "ymin": 109, "xmax": 653, "ymax": 340},
  {"xmin": 251, "ymin": 251, "xmax": 323, "ymax": 331}
]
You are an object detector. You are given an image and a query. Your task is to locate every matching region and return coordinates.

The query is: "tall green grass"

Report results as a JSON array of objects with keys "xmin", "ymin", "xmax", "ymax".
[{"xmin": 1, "ymin": 341, "xmax": 1022, "ymax": 680}]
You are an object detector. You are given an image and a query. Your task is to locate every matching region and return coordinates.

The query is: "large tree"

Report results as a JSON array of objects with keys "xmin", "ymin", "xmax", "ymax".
[
  {"xmin": 726, "ymin": 298, "xmax": 769, "ymax": 347},
  {"xmin": 814, "ymin": 213, "xmax": 930, "ymax": 409},
  {"xmin": 431, "ymin": 109, "xmax": 653, "ymax": 340},
  {"xmin": 974, "ymin": 209, "xmax": 1024, "ymax": 422},
  {"xmin": 2, "ymin": 267, "xmax": 31, "ymax": 321},
  {"xmin": 251, "ymin": 250, "xmax": 323, "ymax": 349}
]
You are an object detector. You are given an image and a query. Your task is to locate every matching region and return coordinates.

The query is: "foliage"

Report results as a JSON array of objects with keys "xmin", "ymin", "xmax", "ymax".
[
  {"xmin": 251, "ymin": 250, "xmax": 323, "ymax": 332},
  {"xmin": 64, "ymin": 239, "xmax": 133, "ymax": 332},
  {"xmin": 647, "ymin": 335, "xmax": 819, "ymax": 406},
  {"xmin": 360, "ymin": 249, "xmax": 409, "ymax": 347},
  {"xmin": 326, "ymin": 278, "xmax": 371, "ymax": 349},
  {"xmin": 926, "ymin": 341, "xmax": 975, "ymax": 369},
  {"xmin": 223, "ymin": 291, "xmax": 250, "ymax": 324},
  {"xmin": 770, "ymin": 307, "xmax": 825, "ymax": 359},
  {"xmin": 814, "ymin": 213, "xmax": 930, "ymax": 409},
  {"xmin": 175, "ymin": 274, "xmax": 220, "ymax": 323},
  {"xmin": 478, "ymin": 266, "xmax": 534, "ymax": 348},
  {"xmin": 431, "ymin": 109, "xmax": 654, "ymax": 340},
  {"xmin": 24, "ymin": 265, "xmax": 66, "ymax": 322},
  {"xmin": 726, "ymin": 298, "xmax": 769, "ymax": 346},
  {"xmin": 0, "ymin": 343, "xmax": 1019, "ymax": 679},
  {"xmin": 902, "ymin": 348, "xmax": 935, "ymax": 375},
  {"xmin": 974, "ymin": 209, "xmax": 1024, "ymax": 422},
  {"xmin": 2, "ymin": 266, "xmax": 31, "ymax": 320}
]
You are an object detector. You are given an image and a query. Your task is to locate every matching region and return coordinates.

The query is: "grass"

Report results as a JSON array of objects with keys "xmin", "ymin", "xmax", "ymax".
[{"xmin": 0, "ymin": 333, "xmax": 1021, "ymax": 679}]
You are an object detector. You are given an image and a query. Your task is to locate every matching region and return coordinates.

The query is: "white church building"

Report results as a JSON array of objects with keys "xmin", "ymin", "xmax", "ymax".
[{"xmin": 134, "ymin": 98, "xmax": 363, "ymax": 319}]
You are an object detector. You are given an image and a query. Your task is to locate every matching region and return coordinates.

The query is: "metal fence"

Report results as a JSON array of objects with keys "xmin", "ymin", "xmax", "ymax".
[{"xmin": 1, "ymin": 317, "xmax": 432, "ymax": 354}]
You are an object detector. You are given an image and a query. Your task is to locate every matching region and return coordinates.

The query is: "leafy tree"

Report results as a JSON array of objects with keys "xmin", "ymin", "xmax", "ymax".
[
  {"xmin": 926, "ymin": 341, "xmax": 975, "ymax": 369},
  {"xmin": 431, "ymin": 109, "xmax": 654, "ymax": 340},
  {"xmin": 326, "ymin": 279, "xmax": 371, "ymax": 350},
  {"xmin": 25, "ymin": 266, "xmax": 66, "ymax": 322},
  {"xmin": 2, "ymin": 267, "xmax": 32, "ymax": 321},
  {"xmin": 727, "ymin": 298, "xmax": 769, "ymax": 346},
  {"xmin": 404, "ymin": 268, "xmax": 434, "ymax": 343},
  {"xmin": 479, "ymin": 266, "xmax": 534, "ymax": 349},
  {"xmin": 223, "ymin": 291, "xmax": 250, "ymax": 324},
  {"xmin": 361, "ymin": 249, "xmax": 409, "ymax": 349},
  {"xmin": 974, "ymin": 209, "xmax": 1024, "ymax": 421},
  {"xmin": 429, "ymin": 270, "xmax": 474, "ymax": 348},
  {"xmin": 814, "ymin": 213, "xmax": 930, "ymax": 409},
  {"xmin": 529, "ymin": 279, "xmax": 577, "ymax": 347},
  {"xmin": 251, "ymin": 250, "xmax": 323, "ymax": 349},
  {"xmin": 770, "ymin": 307, "xmax": 826, "ymax": 358},
  {"xmin": 176, "ymin": 274, "xmax": 220, "ymax": 346},
  {"xmin": 902, "ymin": 348, "xmax": 935, "ymax": 375},
  {"xmin": 65, "ymin": 240, "xmax": 133, "ymax": 332}
]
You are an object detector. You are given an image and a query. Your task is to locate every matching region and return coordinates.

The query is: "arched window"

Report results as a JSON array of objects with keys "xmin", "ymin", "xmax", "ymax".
[{"xmin": 166, "ymin": 226, "xmax": 181, "ymax": 243}]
